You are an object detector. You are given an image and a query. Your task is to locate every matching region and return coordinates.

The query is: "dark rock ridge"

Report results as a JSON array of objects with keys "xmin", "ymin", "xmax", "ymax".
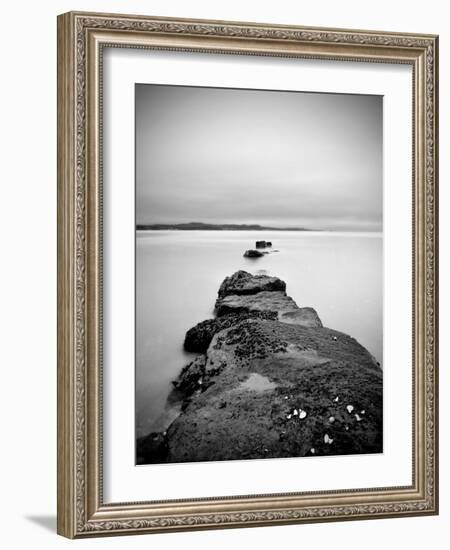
[{"xmin": 137, "ymin": 271, "xmax": 382, "ymax": 464}]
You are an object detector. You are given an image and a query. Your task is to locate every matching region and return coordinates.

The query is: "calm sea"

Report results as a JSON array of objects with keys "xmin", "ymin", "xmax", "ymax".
[{"xmin": 136, "ymin": 230, "xmax": 382, "ymax": 438}]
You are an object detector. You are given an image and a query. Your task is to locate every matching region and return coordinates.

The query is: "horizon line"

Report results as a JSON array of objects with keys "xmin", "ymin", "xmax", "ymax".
[{"xmin": 136, "ymin": 221, "xmax": 382, "ymax": 232}]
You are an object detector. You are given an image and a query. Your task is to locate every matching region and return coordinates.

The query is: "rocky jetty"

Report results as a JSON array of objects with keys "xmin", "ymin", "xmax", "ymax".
[{"xmin": 137, "ymin": 271, "xmax": 382, "ymax": 464}]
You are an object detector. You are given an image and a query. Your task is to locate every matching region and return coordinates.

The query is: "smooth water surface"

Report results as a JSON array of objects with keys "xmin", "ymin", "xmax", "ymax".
[{"xmin": 136, "ymin": 231, "xmax": 382, "ymax": 437}]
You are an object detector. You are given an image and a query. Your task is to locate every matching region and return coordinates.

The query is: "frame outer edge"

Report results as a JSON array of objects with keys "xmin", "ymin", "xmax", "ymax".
[
  {"xmin": 435, "ymin": 35, "xmax": 439, "ymax": 515},
  {"xmin": 57, "ymin": 12, "xmax": 77, "ymax": 539},
  {"xmin": 431, "ymin": 35, "xmax": 439, "ymax": 515},
  {"xmin": 56, "ymin": 11, "xmax": 439, "ymax": 537}
]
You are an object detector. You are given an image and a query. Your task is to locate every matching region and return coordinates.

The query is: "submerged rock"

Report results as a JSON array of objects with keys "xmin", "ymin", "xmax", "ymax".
[
  {"xmin": 255, "ymin": 240, "xmax": 272, "ymax": 248},
  {"xmin": 244, "ymin": 249, "xmax": 264, "ymax": 258}
]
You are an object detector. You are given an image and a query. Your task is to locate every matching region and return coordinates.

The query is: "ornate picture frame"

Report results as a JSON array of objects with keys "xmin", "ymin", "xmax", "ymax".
[{"xmin": 57, "ymin": 11, "xmax": 438, "ymax": 538}]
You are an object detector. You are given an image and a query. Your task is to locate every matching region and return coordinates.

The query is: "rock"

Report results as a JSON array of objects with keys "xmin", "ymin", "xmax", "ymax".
[
  {"xmin": 215, "ymin": 291, "xmax": 299, "ymax": 318},
  {"xmin": 136, "ymin": 432, "xmax": 168, "ymax": 464},
  {"xmin": 239, "ymin": 372, "xmax": 278, "ymax": 392},
  {"xmin": 244, "ymin": 249, "xmax": 263, "ymax": 258},
  {"xmin": 254, "ymin": 240, "xmax": 272, "ymax": 248},
  {"xmin": 184, "ymin": 311, "xmax": 277, "ymax": 353},
  {"xmin": 215, "ymin": 271, "xmax": 298, "ymax": 318},
  {"xmin": 175, "ymin": 355, "xmax": 206, "ymax": 394},
  {"xmin": 217, "ymin": 270, "xmax": 286, "ymax": 298},
  {"xmin": 138, "ymin": 271, "xmax": 382, "ymax": 465},
  {"xmin": 279, "ymin": 307, "xmax": 323, "ymax": 328},
  {"xmin": 166, "ymin": 319, "xmax": 383, "ymax": 463},
  {"xmin": 184, "ymin": 318, "xmax": 228, "ymax": 353}
]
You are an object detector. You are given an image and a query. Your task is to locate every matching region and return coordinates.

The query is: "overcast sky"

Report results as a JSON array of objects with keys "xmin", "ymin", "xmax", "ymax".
[{"xmin": 136, "ymin": 84, "xmax": 382, "ymax": 231}]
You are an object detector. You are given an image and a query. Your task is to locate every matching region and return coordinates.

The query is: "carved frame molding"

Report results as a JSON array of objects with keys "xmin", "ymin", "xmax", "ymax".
[{"xmin": 57, "ymin": 11, "xmax": 438, "ymax": 538}]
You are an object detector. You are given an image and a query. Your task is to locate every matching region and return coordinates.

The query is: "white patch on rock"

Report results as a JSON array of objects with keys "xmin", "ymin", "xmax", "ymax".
[
  {"xmin": 299, "ymin": 410, "xmax": 307, "ymax": 419},
  {"xmin": 355, "ymin": 414, "xmax": 362, "ymax": 422},
  {"xmin": 361, "ymin": 410, "xmax": 365, "ymax": 414},
  {"xmin": 286, "ymin": 414, "xmax": 292, "ymax": 420},
  {"xmin": 334, "ymin": 396, "xmax": 339, "ymax": 402},
  {"xmin": 324, "ymin": 433, "xmax": 334, "ymax": 444},
  {"xmin": 239, "ymin": 373, "xmax": 277, "ymax": 392},
  {"xmin": 293, "ymin": 409, "xmax": 298, "ymax": 416},
  {"xmin": 310, "ymin": 448, "xmax": 315, "ymax": 454},
  {"xmin": 346, "ymin": 405, "xmax": 354, "ymax": 414},
  {"xmin": 329, "ymin": 416, "xmax": 335, "ymax": 423}
]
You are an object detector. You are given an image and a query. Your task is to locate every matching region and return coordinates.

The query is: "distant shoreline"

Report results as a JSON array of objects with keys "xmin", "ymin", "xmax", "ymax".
[{"xmin": 136, "ymin": 222, "xmax": 313, "ymax": 231}]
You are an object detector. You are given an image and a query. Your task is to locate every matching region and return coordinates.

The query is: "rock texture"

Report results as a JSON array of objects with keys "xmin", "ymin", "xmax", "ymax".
[
  {"xmin": 214, "ymin": 270, "xmax": 296, "ymax": 318},
  {"xmin": 184, "ymin": 311, "xmax": 277, "ymax": 353},
  {"xmin": 215, "ymin": 291, "xmax": 299, "ymax": 317},
  {"xmin": 137, "ymin": 270, "xmax": 382, "ymax": 465},
  {"xmin": 279, "ymin": 307, "xmax": 323, "ymax": 328},
  {"xmin": 218, "ymin": 270, "xmax": 286, "ymax": 298}
]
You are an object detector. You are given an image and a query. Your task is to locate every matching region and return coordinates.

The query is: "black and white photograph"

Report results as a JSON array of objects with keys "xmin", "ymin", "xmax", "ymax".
[
  {"xmin": 135, "ymin": 84, "xmax": 383, "ymax": 465},
  {"xmin": 50, "ymin": 5, "xmax": 441, "ymax": 542}
]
